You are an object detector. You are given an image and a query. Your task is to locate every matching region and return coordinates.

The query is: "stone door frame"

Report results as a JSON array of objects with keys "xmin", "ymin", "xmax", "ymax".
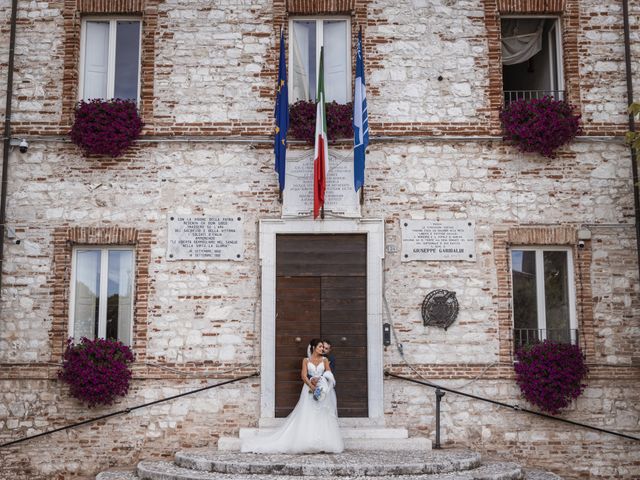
[{"xmin": 259, "ymin": 218, "xmax": 385, "ymax": 421}]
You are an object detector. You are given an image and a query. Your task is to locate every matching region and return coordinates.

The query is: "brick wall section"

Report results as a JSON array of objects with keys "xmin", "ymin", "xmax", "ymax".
[
  {"xmin": 286, "ymin": 0, "xmax": 355, "ymax": 14},
  {"xmin": 48, "ymin": 226, "xmax": 152, "ymax": 361},
  {"xmin": 497, "ymin": 0, "xmax": 565, "ymax": 13},
  {"xmin": 493, "ymin": 226, "xmax": 596, "ymax": 363},
  {"xmin": 5, "ymin": 0, "xmax": 634, "ymax": 136},
  {"xmin": 60, "ymin": 0, "xmax": 159, "ymax": 127}
]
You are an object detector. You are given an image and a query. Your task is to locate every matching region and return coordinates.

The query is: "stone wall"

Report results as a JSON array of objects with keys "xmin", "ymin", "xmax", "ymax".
[{"xmin": 0, "ymin": 0, "xmax": 638, "ymax": 479}]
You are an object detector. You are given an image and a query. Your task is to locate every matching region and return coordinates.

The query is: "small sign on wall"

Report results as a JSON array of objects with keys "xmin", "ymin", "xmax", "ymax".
[
  {"xmin": 167, "ymin": 215, "xmax": 244, "ymax": 261},
  {"xmin": 401, "ymin": 220, "xmax": 475, "ymax": 261}
]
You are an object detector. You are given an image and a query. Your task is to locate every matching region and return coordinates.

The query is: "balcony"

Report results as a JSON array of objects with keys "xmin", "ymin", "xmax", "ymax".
[
  {"xmin": 504, "ymin": 90, "xmax": 566, "ymax": 105},
  {"xmin": 513, "ymin": 328, "xmax": 579, "ymax": 352}
]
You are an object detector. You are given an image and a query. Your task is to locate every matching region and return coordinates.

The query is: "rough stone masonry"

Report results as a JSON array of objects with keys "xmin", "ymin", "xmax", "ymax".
[{"xmin": 0, "ymin": 0, "xmax": 638, "ymax": 479}]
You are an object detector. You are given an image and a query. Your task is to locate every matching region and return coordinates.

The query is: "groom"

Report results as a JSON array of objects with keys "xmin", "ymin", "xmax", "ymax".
[{"xmin": 322, "ymin": 340, "xmax": 335, "ymax": 373}]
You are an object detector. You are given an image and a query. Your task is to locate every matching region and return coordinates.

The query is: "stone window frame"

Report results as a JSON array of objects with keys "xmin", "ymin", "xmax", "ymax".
[
  {"xmin": 483, "ymin": 0, "xmax": 581, "ymax": 127},
  {"xmin": 61, "ymin": 0, "xmax": 158, "ymax": 127},
  {"xmin": 49, "ymin": 227, "xmax": 151, "ymax": 361},
  {"xmin": 494, "ymin": 226, "xmax": 595, "ymax": 364}
]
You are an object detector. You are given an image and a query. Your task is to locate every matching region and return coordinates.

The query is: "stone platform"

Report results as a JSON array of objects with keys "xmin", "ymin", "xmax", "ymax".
[{"xmin": 96, "ymin": 449, "xmax": 563, "ymax": 480}]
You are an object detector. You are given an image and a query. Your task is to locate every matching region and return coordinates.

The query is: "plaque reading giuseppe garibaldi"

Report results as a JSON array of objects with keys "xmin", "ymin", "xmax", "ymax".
[
  {"xmin": 167, "ymin": 215, "xmax": 244, "ymax": 261},
  {"xmin": 401, "ymin": 220, "xmax": 475, "ymax": 262}
]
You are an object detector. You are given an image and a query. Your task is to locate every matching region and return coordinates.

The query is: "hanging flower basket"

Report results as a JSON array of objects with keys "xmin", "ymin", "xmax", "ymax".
[
  {"xmin": 58, "ymin": 337, "xmax": 135, "ymax": 408},
  {"xmin": 70, "ymin": 99, "xmax": 144, "ymax": 157},
  {"xmin": 514, "ymin": 340, "xmax": 588, "ymax": 415},
  {"xmin": 289, "ymin": 100, "xmax": 353, "ymax": 144},
  {"xmin": 500, "ymin": 97, "xmax": 582, "ymax": 158}
]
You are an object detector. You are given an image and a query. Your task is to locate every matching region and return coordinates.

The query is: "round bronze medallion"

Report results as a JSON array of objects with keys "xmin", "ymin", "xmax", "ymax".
[{"xmin": 421, "ymin": 289, "xmax": 459, "ymax": 330}]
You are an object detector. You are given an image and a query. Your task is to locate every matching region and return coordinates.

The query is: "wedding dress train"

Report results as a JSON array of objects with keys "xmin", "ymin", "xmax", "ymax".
[{"xmin": 241, "ymin": 361, "xmax": 344, "ymax": 454}]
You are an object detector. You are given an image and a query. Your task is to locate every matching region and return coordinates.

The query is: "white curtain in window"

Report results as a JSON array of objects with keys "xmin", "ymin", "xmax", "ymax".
[
  {"xmin": 83, "ymin": 21, "xmax": 109, "ymax": 100},
  {"xmin": 73, "ymin": 250, "xmax": 101, "ymax": 339},
  {"xmin": 501, "ymin": 19, "xmax": 544, "ymax": 65},
  {"xmin": 323, "ymin": 20, "xmax": 349, "ymax": 104},
  {"xmin": 292, "ymin": 21, "xmax": 315, "ymax": 102}
]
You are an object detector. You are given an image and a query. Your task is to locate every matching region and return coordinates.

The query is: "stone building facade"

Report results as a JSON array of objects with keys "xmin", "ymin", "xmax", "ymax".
[{"xmin": 0, "ymin": 0, "xmax": 639, "ymax": 478}]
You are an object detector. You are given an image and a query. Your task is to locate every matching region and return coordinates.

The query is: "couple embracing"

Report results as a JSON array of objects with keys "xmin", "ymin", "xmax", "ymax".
[{"xmin": 241, "ymin": 338, "xmax": 344, "ymax": 454}]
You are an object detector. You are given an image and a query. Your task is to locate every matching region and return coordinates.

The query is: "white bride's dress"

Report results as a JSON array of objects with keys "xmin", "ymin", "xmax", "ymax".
[{"xmin": 241, "ymin": 361, "xmax": 344, "ymax": 454}]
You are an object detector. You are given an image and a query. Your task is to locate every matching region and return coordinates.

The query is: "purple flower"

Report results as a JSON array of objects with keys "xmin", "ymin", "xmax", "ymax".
[
  {"xmin": 70, "ymin": 99, "xmax": 144, "ymax": 157},
  {"xmin": 289, "ymin": 100, "xmax": 354, "ymax": 144},
  {"xmin": 500, "ymin": 97, "xmax": 582, "ymax": 159},
  {"xmin": 514, "ymin": 340, "xmax": 588, "ymax": 415},
  {"xmin": 58, "ymin": 337, "xmax": 135, "ymax": 408}
]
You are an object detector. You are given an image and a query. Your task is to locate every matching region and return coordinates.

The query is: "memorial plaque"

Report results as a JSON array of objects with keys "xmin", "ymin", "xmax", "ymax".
[
  {"xmin": 167, "ymin": 215, "xmax": 244, "ymax": 261},
  {"xmin": 401, "ymin": 220, "xmax": 475, "ymax": 262},
  {"xmin": 282, "ymin": 149, "xmax": 360, "ymax": 218}
]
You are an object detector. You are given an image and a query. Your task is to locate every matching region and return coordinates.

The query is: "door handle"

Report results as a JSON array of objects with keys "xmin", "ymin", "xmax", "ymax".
[
  {"xmin": 295, "ymin": 337, "xmax": 301, "ymax": 343},
  {"xmin": 341, "ymin": 337, "xmax": 347, "ymax": 342}
]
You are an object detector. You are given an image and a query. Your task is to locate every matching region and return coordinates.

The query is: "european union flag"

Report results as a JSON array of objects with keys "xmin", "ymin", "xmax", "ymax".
[
  {"xmin": 275, "ymin": 30, "xmax": 289, "ymax": 193},
  {"xmin": 353, "ymin": 28, "xmax": 369, "ymax": 192}
]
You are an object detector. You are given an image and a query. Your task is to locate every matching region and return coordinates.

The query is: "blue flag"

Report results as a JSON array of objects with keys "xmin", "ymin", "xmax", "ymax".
[
  {"xmin": 275, "ymin": 30, "xmax": 289, "ymax": 192},
  {"xmin": 353, "ymin": 29, "xmax": 369, "ymax": 192}
]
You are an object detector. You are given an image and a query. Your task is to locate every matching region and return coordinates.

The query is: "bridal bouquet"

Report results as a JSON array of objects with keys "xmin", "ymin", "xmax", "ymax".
[{"xmin": 313, "ymin": 385, "xmax": 326, "ymax": 402}]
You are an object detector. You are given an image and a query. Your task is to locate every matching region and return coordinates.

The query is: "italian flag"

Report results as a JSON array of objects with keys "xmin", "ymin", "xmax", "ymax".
[{"xmin": 313, "ymin": 48, "xmax": 328, "ymax": 219}]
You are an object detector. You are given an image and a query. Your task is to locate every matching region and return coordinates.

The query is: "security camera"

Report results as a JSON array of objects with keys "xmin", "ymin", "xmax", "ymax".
[
  {"xmin": 18, "ymin": 139, "xmax": 28, "ymax": 153},
  {"xmin": 578, "ymin": 240, "xmax": 585, "ymax": 249}
]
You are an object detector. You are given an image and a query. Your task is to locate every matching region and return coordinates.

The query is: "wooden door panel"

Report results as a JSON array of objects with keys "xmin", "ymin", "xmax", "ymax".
[
  {"xmin": 275, "ymin": 276, "xmax": 320, "ymax": 417},
  {"xmin": 275, "ymin": 234, "xmax": 368, "ymax": 418}
]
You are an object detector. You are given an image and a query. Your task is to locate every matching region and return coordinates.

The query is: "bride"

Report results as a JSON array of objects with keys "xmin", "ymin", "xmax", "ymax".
[{"xmin": 241, "ymin": 338, "xmax": 344, "ymax": 454}]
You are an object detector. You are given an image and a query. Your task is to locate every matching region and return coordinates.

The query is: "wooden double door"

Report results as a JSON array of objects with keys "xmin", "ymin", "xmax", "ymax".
[{"xmin": 275, "ymin": 234, "xmax": 368, "ymax": 418}]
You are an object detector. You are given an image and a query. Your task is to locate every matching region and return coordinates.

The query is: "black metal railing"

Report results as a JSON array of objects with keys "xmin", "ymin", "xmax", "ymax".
[
  {"xmin": 513, "ymin": 328, "xmax": 579, "ymax": 352},
  {"xmin": 504, "ymin": 89, "xmax": 566, "ymax": 104},
  {"xmin": 0, "ymin": 372, "xmax": 258, "ymax": 449},
  {"xmin": 385, "ymin": 371, "xmax": 640, "ymax": 448}
]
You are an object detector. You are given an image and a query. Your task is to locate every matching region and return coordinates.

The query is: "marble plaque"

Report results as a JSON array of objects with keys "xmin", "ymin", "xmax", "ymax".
[
  {"xmin": 401, "ymin": 220, "xmax": 475, "ymax": 262},
  {"xmin": 167, "ymin": 215, "xmax": 244, "ymax": 261},
  {"xmin": 282, "ymin": 149, "xmax": 361, "ymax": 218}
]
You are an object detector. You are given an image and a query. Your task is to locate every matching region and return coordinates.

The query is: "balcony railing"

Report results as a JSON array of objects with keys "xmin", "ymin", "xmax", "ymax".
[
  {"xmin": 504, "ymin": 90, "xmax": 566, "ymax": 104},
  {"xmin": 513, "ymin": 328, "xmax": 579, "ymax": 352}
]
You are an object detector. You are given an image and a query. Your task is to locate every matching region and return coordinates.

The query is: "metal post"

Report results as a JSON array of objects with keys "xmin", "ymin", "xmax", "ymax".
[{"xmin": 434, "ymin": 388, "xmax": 445, "ymax": 449}]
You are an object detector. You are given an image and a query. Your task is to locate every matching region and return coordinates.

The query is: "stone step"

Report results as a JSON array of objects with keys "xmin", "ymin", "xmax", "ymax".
[
  {"xmin": 174, "ymin": 449, "xmax": 480, "ymax": 476},
  {"xmin": 239, "ymin": 426, "xmax": 409, "ymax": 439},
  {"xmin": 217, "ymin": 436, "xmax": 432, "ymax": 452},
  {"xmin": 259, "ymin": 417, "xmax": 386, "ymax": 428},
  {"xmin": 136, "ymin": 459, "xmax": 525, "ymax": 480},
  {"xmin": 96, "ymin": 471, "xmax": 138, "ymax": 480}
]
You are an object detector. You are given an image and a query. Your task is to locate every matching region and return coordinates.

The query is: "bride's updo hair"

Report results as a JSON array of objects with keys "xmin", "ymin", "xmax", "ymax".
[{"xmin": 307, "ymin": 338, "xmax": 323, "ymax": 357}]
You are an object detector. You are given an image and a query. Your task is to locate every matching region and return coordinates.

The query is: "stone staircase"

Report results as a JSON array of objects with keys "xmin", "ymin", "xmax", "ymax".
[
  {"xmin": 96, "ymin": 419, "xmax": 562, "ymax": 479},
  {"xmin": 96, "ymin": 449, "xmax": 563, "ymax": 480},
  {"xmin": 218, "ymin": 422, "xmax": 431, "ymax": 451}
]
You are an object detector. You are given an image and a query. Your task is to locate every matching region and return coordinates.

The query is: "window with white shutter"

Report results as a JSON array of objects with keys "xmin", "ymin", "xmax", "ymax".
[
  {"xmin": 80, "ymin": 18, "xmax": 141, "ymax": 102},
  {"xmin": 69, "ymin": 247, "xmax": 135, "ymax": 345},
  {"xmin": 290, "ymin": 17, "xmax": 351, "ymax": 104}
]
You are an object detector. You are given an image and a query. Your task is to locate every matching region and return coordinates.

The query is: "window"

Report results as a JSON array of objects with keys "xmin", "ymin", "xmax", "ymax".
[
  {"xmin": 501, "ymin": 17, "xmax": 564, "ymax": 103},
  {"xmin": 79, "ymin": 18, "xmax": 142, "ymax": 102},
  {"xmin": 69, "ymin": 247, "xmax": 135, "ymax": 345},
  {"xmin": 289, "ymin": 17, "xmax": 351, "ymax": 104},
  {"xmin": 511, "ymin": 247, "xmax": 577, "ymax": 350}
]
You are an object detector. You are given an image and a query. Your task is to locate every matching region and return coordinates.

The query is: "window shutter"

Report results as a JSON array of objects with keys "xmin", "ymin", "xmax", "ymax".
[
  {"xmin": 291, "ymin": 21, "xmax": 316, "ymax": 102},
  {"xmin": 323, "ymin": 20, "xmax": 349, "ymax": 104},
  {"xmin": 83, "ymin": 21, "xmax": 110, "ymax": 100}
]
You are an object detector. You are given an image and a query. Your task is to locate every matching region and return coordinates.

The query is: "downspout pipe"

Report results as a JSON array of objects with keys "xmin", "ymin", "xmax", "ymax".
[
  {"xmin": 0, "ymin": 0, "xmax": 19, "ymax": 302},
  {"xmin": 623, "ymin": 0, "xmax": 640, "ymax": 279}
]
